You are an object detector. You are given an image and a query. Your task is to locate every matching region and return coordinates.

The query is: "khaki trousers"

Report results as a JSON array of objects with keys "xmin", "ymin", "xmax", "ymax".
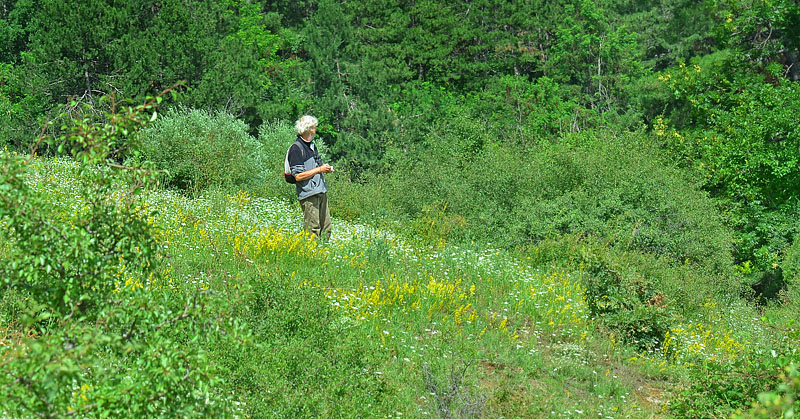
[{"xmin": 300, "ymin": 193, "xmax": 331, "ymax": 240}]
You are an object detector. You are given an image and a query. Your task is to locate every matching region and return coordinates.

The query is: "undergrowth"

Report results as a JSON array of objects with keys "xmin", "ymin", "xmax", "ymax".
[{"xmin": 2, "ymin": 155, "xmax": 797, "ymax": 417}]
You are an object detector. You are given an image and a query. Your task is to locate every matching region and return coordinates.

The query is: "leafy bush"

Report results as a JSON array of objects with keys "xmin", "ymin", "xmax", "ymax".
[
  {"xmin": 670, "ymin": 305, "xmax": 800, "ymax": 418},
  {"xmin": 0, "ymin": 62, "xmax": 52, "ymax": 151},
  {"xmin": 324, "ymin": 167, "xmax": 392, "ymax": 223},
  {"xmin": 140, "ymin": 107, "xmax": 266, "ymax": 193},
  {"xmin": 737, "ymin": 365, "xmax": 800, "ymax": 418},
  {"xmin": 656, "ymin": 52, "xmax": 800, "ymax": 275},
  {"xmin": 0, "ymin": 293, "xmax": 226, "ymax": 417},
  {"xmin": 529, "ymin": 235, "xmax": 683, "ymax": 350},
  {"xmin": 0, "ymin": 99, "xmax": 161, "ymax": 316},
  {"xmin": 782, "ymin": 236, "xmax": 800, "ymax": 287},
  {"xmin": 379, "ymin": 127, "xmax": 734, "ymax": 275},
  {"xmin": 0, "ymin": 93, "xmax": 236, "ymax": 416},
  {"xmin": 780, "ymin": 236, "xmax": 800, "ymax": 306},
  {"xmin": 515, "ymin": 131, "xmax": 733, "ymax": 273},
  {"xmin": 672, "ymin": 317, "xmax": 799, "ymax": 419},
  {"xmin": 578, "ymin": 251, "xmax": 672, "ymax": 350},
  {"xmin": 672, "ymin": 356, "xmax": 782, "ymax": 417}
]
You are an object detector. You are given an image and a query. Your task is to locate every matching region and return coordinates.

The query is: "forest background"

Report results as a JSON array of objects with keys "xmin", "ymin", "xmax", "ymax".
[{"xmin": 1, "ymin": 0, "xmax": 799, "ymax": 417}]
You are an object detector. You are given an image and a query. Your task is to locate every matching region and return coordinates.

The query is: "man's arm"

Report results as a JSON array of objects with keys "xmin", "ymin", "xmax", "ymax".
[{"xmin": 295, "ymin": 164, "xmax": 333, "ymax": 182}]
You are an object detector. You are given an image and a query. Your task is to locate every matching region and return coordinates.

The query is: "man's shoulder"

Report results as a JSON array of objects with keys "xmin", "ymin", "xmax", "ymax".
[
  {"xmin": 288, "ymin": 140, "xmax": 307, "ymax": 162},
  {"xmin": 289, "ymin": 138, "xmax": 304, "ymax": 151}
]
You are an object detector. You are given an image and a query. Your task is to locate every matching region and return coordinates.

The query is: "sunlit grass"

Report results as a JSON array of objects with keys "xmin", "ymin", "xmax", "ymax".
[{"xmin": 5, "ymin": 156, "xmax": 793, "ymax": 417}]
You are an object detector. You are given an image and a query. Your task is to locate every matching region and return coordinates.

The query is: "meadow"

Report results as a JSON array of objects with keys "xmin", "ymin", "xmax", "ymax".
[
  {"xmin": 1, "ymin": 154, "xmax": 796, "ymax": 417},
  {"xmin": 2, "ymin": 1, "xmax": 800, "ymax": 416}
]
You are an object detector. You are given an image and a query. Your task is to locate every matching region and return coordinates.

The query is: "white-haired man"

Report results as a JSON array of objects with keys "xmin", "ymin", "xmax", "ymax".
[{"xmin": 288, "ymin": 115, "xmax": 334, "ymax": 240}]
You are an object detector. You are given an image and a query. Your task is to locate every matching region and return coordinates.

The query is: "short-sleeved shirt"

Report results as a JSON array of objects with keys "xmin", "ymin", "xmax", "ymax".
[{"xmin": 288, "ymin": 137, "xmax": 327, "ymax": 200}]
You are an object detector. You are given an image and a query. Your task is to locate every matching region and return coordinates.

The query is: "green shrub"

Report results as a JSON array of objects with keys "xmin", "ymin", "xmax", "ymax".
[
  {"xmin": 324, "ymin": 167, "xmax": 392, "ymax": 223},
  {"xmin": 671, "ymin": 356, "xmax": 781, "ymax": 417},
  {"xmin": 0, "ymin": 63, "xmax": 51, "ymax": 152},
  {"xmin": 780, "ymin": 236, "xmax": 800, "ymax": 306},
  {"xmin": 782, "ymin": 237, "xmax": 800, "ymax": 288},
  {"xmin": 655, "ymin": 52, "xmax": 800, "ymax": 281},
  {"xmin": 737, "ymin": 365, "xmax": 800, "ymax": 418},
  {"xmin": 379, "ymin": 127, "xmax": 734, "ymax": 275},
  {"xmin": 581, "ymin": 250, "xmax": 673, "ymax": 350},
  {"xmin": 0, "ymin": 292, "xmax": 227, "ymax": 417},
  {"xmin": 0, "ymin": 94, "xmax": 230, "ymax": 416},
  {"xmin": 140, "ymin": 107, "xmax": 266, "ymax": 193},
  {"xmin": 528, "ymin": 235, "xmax": 680, "ymax": 349},
  {"xmin": 0, "ymin": 99, "xmax": 162, "ymax": 316},
  {"xmin": 513, "ymin": 130, "xmax": 733, "ymax": 273},
  {"xmin": 670, "ymin": 298, "xmax": 800, "ymax": 418},
  {"xmin": 671, "ymin": 318, "xmax": 799, "ymax": 419}
]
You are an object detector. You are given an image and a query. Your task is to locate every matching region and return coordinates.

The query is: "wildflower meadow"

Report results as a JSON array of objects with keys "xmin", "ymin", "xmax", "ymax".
[
  {"xmin": 2, "ymin": 2, "xmax": 800, "ymax": 416},
  {"xmin": 2, "ymin": 151, "xmax": 797, "ymax": 417}
]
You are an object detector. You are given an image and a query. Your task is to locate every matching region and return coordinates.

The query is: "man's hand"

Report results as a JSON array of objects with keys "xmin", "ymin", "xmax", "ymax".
[{"xmin": 296, "ymin": 164, "xmax": 334, "ymax": 182}]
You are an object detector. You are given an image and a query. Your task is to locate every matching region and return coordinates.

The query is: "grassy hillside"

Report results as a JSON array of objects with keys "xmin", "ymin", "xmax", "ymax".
[
  {"xmin": 1, "ymin": 1, "xmax": 799, "ymax": 416},
  {"xmin": 2, "ymin": 156, "xmax": 797, "ymax": 417}
]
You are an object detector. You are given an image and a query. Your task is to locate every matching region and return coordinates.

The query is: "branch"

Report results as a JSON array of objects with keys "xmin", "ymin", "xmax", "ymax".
[
  {"xmin": 153, "ymin": 296, "xmax": 196, "ymax": 331},
  {"xmin": 147, "ymin": 364, "xmax": 192, "ymax": 403},
  {"xmin": 11, "ymin": 374, "xmax": 54, "ymax": 418},
  {"xmin": 27, "ymin": 123, "xmax": 50, "ymax": 164},
  {"xmin": 106, "ymin": 162, "xmax": 139, "ymax": 171},
  {"xmin": 761, "ymin": 321, "xmax": 798, "ymax": 334}
]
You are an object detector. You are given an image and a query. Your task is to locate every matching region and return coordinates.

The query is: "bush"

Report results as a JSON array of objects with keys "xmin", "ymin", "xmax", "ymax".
[
  {"xmin": 140, "ymin": 107, "xmax": 266, "ymax": 193},
  {"xmin": 0, "ymin": 62, "xmax": 52, "ymax": 152},
  {"xmin": 0, "ymin": 99, "xmax": 162, "ymax": 316},
  {"xmin": 513, "ymin": 131, "xmax": 734, "ymax": 273},
  {"xmin": 579, "ymin": 246, "xmax": 679, "ymax": 350},
  {"xmin": 738, "ymin": 365, "xmax": 800, "ymax": 418},
  {"xmin": 671, "ymin": 317, "xmax": 800, "ymax": 418},
  {"xmin": 325, "ymin": 167, "xmax": 396, "ymax": 227},
  {"xmin": 529, "ymin": 235, "xmax": 681, "ymax": 349},
  {"xmin": 782, "ymin": 237, "xmax": 800, "ymax": 285},
  {"xmin": 672, "ymin": 356, "xmax": 782, "ymax": 417},
  {"xmin": 781, "ymin": 236, "xmax": 800, "ymax": 302},
  {"xmin": 379, "ymin": 127, "xmax": 735, "ymax": 275},
  {"xmin": 0, "ymin": 94, "xmax": 230, "ymax": 417},
  {"xmin": 0, "ymin": 293, "xmax": 227, "ymax": 417},
  {"xmin": 655, "ymin": 53, "xmax": 800, "ymax": 278}
]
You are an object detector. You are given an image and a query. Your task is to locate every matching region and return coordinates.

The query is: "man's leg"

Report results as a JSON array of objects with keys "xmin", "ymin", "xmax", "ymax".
[
  {"xmin": 318, "ymin": 193, "xmax": 331, "ymax": 241},
  {"xmin": 300, "ymin": 195, "xmax": 322, "ymax": 238}
]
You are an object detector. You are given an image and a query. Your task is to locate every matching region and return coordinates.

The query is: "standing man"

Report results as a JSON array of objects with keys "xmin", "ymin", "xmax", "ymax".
[{"xmin": 288, "ymin": 115, "xmax": 334, "ymax": 240}]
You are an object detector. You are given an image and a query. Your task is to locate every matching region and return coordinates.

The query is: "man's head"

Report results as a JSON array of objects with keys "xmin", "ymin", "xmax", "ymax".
[{"xmin": 295, "ymin": 115, "xmax": 318, "ymax": 141}]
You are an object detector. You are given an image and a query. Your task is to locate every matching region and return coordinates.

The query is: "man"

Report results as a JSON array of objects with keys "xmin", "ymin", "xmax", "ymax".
[{"xmin": 288, "ymin": 115, "xmax": 334, "ymax": 240}]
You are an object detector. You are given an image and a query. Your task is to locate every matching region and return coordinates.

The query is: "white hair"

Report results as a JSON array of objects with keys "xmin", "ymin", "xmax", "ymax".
[{"xmin": 294, "ymin": 115, "xmax": 318, "ymax": 135}]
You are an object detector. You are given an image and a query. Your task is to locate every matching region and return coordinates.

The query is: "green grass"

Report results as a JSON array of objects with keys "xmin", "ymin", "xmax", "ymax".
[{"xmin": 1, "ymin": 156, "xmax": 798, "ymax": 417}]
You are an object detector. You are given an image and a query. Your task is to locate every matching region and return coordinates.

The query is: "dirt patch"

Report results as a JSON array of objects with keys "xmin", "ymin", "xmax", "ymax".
[{"xmin": 612, "ymin": 363, "xmax": 671, "ymax": 416}]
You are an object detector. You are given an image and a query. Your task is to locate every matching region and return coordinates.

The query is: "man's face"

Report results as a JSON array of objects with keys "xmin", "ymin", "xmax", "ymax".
[{"xmin": 305, "ymin": 125, "xmax": 317, "ymax": 141}]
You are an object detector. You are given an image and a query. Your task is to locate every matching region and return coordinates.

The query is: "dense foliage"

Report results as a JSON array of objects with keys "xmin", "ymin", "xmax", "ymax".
[
  {"xmin": 1, "ymin": 0, "xmax": 799, "ymax": 416},
  {"xmin": 139, "ymin": 107, "xmax": 267, "ymax": 193},
  {"xmin": 0, "ymin": 95, "xmax": 228, "ymax": 416}
]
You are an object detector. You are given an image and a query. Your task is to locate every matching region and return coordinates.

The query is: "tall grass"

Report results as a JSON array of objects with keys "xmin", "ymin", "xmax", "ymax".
[{"xmin": 3, "ymin": 156, "xmax": 796, "ymax": 417}]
